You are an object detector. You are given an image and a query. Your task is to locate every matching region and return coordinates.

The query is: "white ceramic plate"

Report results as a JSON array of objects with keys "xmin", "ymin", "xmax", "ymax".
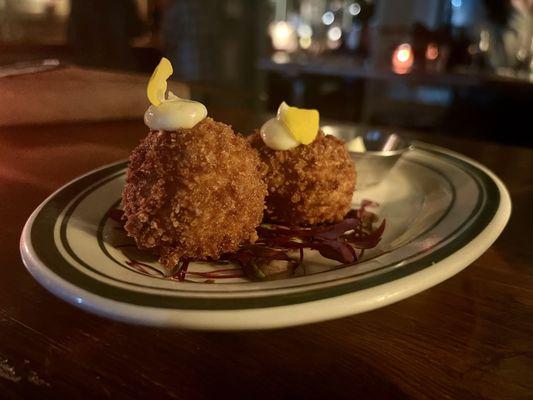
[{"xmin": 20, "ymin": 142, "xmax": 511, "ymax": 330}]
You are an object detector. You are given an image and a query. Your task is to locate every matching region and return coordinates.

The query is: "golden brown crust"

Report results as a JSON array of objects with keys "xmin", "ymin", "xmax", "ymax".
[
  {"xmin": 122, "ymin": 117, "xmax": 267, "ymax": 270},
  {"xmin": 249, "ymin": 131, "xmax": 356, "ymax": 226}
]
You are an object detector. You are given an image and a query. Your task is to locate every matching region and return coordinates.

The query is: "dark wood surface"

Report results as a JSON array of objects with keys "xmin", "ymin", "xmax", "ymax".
[{"xmin": 1, "ymin": 113, "xmax": 532, "ymax": 400}]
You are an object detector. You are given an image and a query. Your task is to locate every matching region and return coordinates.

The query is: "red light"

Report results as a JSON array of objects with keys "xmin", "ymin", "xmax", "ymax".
[
  {"xmin": 392, "ymin": 43, "xmax": 414, "ymax": 74},
  {"xmin": 425, "ymin": 43, "xmax": 439, "ymax": 61}
]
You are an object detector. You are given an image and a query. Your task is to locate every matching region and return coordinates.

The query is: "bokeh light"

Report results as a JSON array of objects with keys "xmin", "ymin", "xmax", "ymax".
[
  {"xmin": 269, "ymin": 21, "xmax": 297, "ymax": 52},
  {"xmin": 425, "ymin": 43, "xmax": 439, "ymax": 60},
  {"xmin": 322, "ymin": 11, "xmax": 335, "ymax": 26},
  {"xmin": 392, "ymin": 43, "xmax": 414, "ymax": 74},
  {"xmin": 327, "ymin": 26, "xmax": 342, "ymax": 42},
  {"xmin": 349, "ymin": 3, "xmax": 361, "ymax": 16}
]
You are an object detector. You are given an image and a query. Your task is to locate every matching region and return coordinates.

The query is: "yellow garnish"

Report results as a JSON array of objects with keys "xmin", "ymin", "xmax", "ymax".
[
  {"xmin": 278, "ymin": 102, "xmax": 319, "ymax": 145},
  {"xmin": 147, "ymin": 57, "xmax": 173, "ymax": 106}
]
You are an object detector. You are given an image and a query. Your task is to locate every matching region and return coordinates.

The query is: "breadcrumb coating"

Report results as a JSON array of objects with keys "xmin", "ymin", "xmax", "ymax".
[
  {"xmin": 122, "ymin": 117, "xmax": 267, "ymax": 270},
  {"xmin": 249, "ymin": 131, "xmax": 356, "ymax": 226}
]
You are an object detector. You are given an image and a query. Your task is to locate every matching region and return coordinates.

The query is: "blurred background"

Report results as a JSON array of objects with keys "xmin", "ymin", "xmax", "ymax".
[{"xmin": 0, "ymin": 0, "xmax": 532, "ymax": 146}]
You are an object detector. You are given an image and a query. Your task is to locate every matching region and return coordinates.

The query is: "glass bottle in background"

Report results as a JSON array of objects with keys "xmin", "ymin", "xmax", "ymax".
[
  {"xmin": 476, "ymin": 0, "xmax": 532, "ymax": 79},
  {"xmin": 504, "ymin": 0, "xmax": 533, "ymax": 77}
]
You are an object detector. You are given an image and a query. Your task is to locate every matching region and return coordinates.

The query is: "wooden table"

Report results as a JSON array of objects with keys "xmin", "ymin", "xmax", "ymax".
[{"xmin": 1, "ymin": 114, "xmax": 532, "ymax": 399}]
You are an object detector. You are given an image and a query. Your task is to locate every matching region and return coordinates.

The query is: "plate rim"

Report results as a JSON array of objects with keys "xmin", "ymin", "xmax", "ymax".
[{"xmin": 20, "ymin": 143, "xmax": 511, "ymax": 330}]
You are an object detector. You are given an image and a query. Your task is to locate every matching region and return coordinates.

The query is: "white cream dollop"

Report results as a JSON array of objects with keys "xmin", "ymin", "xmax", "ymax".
[
  {"xmin": 260, "ymin": 102, "xmax": 320, "ymax": 150},
  {"xmin": 144, "ymin": 97, "xmax": 207, "ymax": 131},
  {"xmin": 260, "ymin": 118, "xmax": 300, "ymax": 151}
]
